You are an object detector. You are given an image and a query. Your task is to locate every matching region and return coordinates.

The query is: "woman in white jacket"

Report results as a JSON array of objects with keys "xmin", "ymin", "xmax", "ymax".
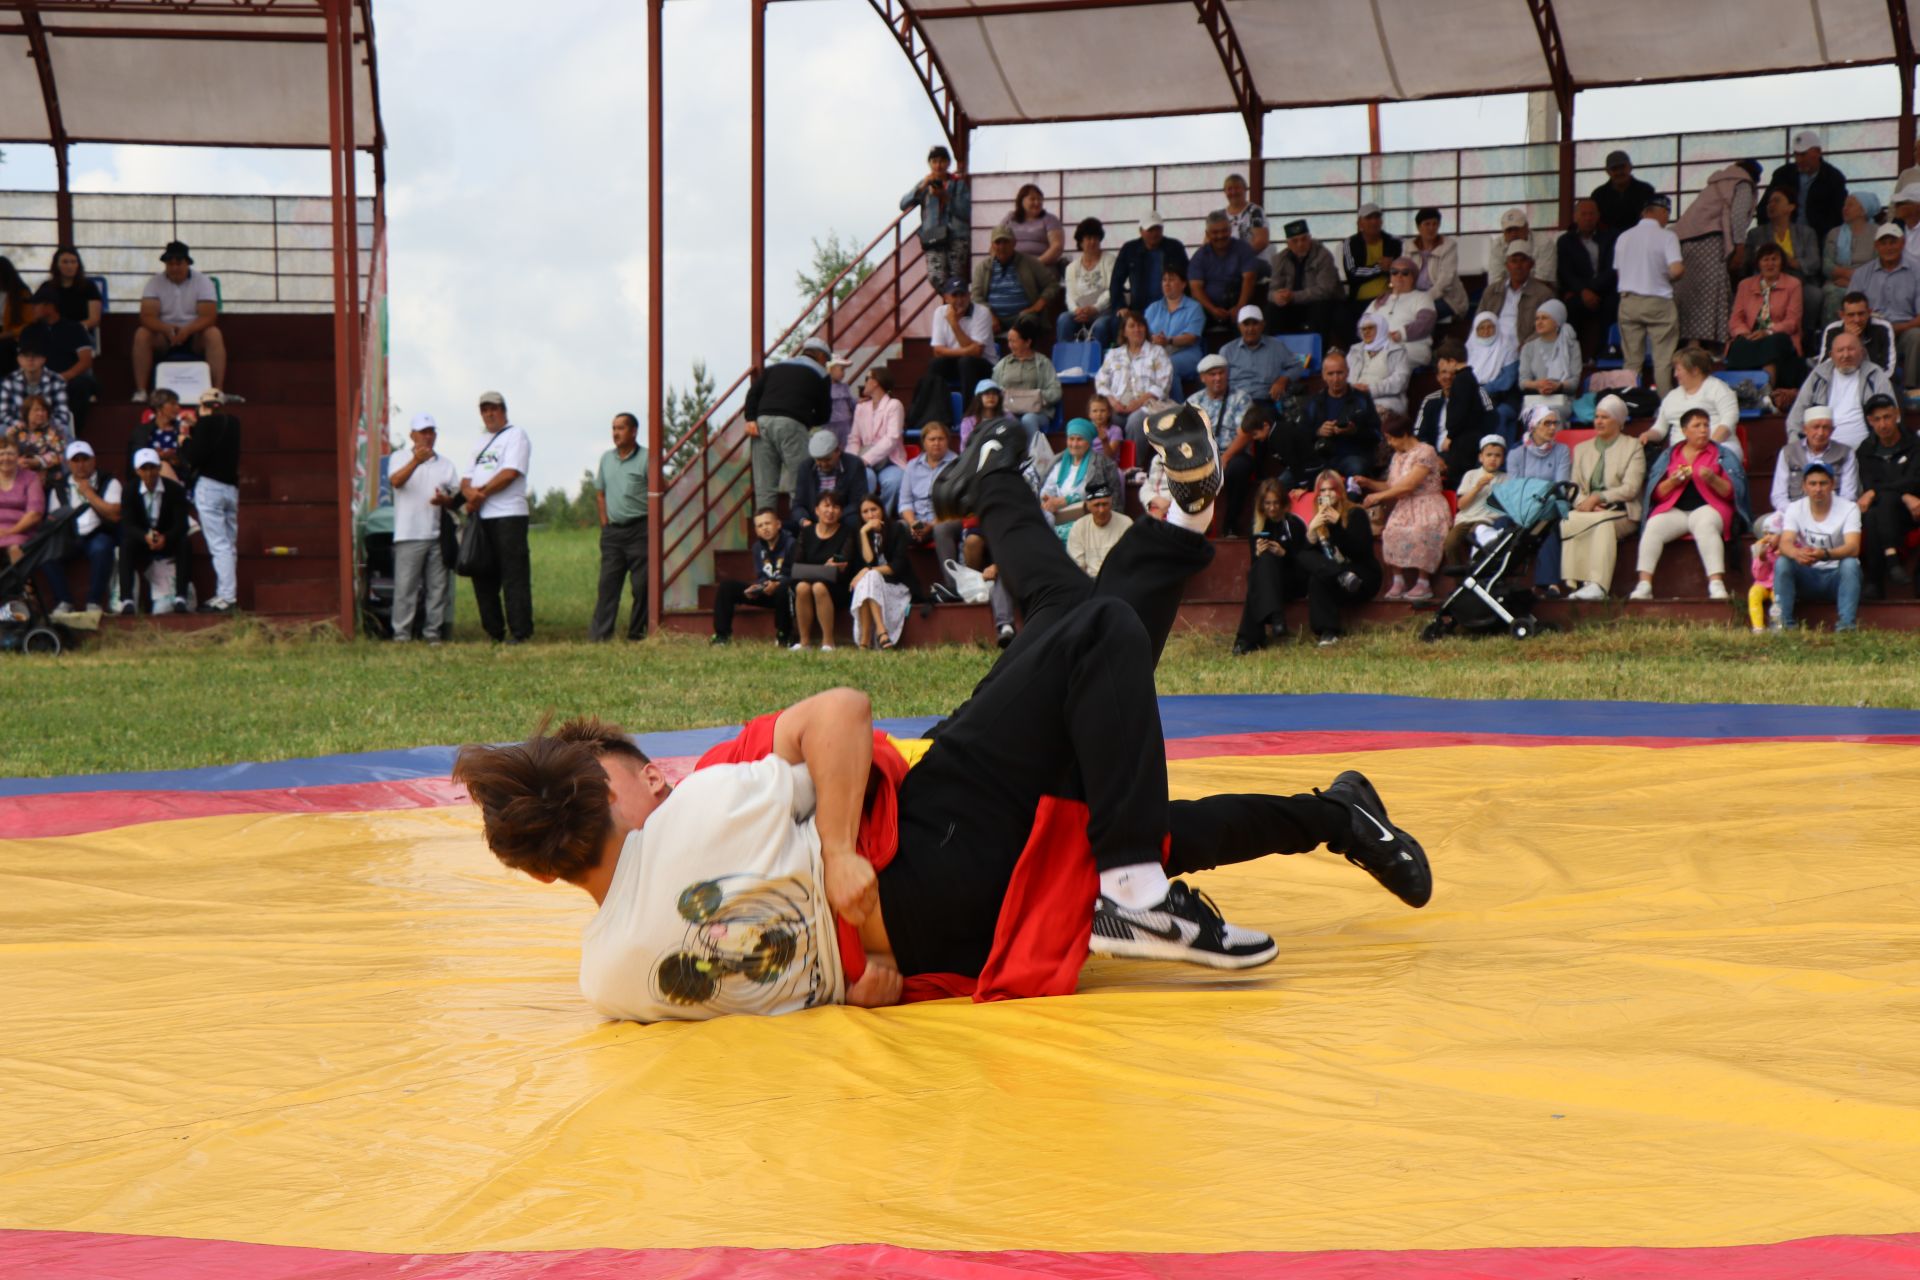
[
  {"xmin": 1649, "ymin": 347, "xmax": 1743, "ymax": 461},
  {"xmin": 1406, "ymin": 207, "xmax": 1469, "ymax": 320}
]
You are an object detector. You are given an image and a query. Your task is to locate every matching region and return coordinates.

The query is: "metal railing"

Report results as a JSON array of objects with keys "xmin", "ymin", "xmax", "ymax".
[
  {"xmin": 970, "ymin": 117, "xmax": 1901, "ymax": 277},
  {"xmin": 659, "ymin": 207, "xmax": 939, "ymax": 608},
  {"xmin": 0, "ymin": 190, "xmax": 376, "ymax": 313}
]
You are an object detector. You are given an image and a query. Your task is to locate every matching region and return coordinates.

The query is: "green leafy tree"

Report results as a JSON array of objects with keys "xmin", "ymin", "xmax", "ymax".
[
  {"xmin": 775, "ymin": 232, "xmax": 874, "ymax": 358},
  {"xmin": 662, "ymin": 359, "xmax": 717, "ymax": 480}
]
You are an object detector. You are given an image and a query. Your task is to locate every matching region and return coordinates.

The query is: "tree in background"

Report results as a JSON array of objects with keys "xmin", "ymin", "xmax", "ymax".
[
  {"xmin": 663, "ymin": 360, "xmax": 717, "ymax": 480},
  {"xmin": 533, "ymin": 471, "xmax": 599, "ymax": 529},
  {"xmin": 776, "ymin": 232, "xmax": 874, "ymax": 358}
]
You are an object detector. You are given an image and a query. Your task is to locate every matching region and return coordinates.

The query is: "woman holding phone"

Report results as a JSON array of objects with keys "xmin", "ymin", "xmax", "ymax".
[{"xmin": 1293, "ymin": 468, "xmax": 1381, "ymax": 646}]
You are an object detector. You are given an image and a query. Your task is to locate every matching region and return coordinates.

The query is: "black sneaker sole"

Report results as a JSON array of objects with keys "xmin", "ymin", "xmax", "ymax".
[
  {"xmin": 1141, "ymin": 404, "xmax": 1222, "ymax": 513},
  {"xmin": 1327, "ymin": 770, "xmax": 1432, "ymax": 908},
  {"xmin": 931, "ymin": 417, "xmax": 1028, "ymax": 522}
]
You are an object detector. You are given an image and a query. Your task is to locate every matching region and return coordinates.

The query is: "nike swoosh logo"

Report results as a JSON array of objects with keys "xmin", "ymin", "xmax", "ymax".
[
  {"xmin": 1357, "ymin": 807, "xmax": 1396, "ymax": 844},
  {"xmin": 1107, "ymin": 907, "xmax": 1185, "ymax": 941},
  {"xmin": 976, "ymin": 439, "xmax": 1001, "ymax": 474}
]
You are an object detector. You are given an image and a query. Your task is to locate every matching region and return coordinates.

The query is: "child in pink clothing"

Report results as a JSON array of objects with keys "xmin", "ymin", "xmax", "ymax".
[{"xmin": 1748, "ymin": 512, "xmax": 1781, "ymax": 632}]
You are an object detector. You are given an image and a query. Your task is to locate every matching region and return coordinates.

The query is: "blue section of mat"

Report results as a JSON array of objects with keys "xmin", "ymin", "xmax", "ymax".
[{"xmin": 7, "ymin": 695, "xmax": 1919, "ymax": 799}]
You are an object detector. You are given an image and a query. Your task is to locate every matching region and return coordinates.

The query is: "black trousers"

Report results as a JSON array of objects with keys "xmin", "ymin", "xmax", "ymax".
[
  {"xmin": 712, "ymin": 577, "xmax": 793, "ymax": 640},
  {"xmin": 1267, "ymin": 298, "xmax": 1344, "ymax": 354},
  {"xmin": 1294, "ymin": 545, "xmax": 1377, "ymax": 638},
  {"xmin": 878, "ymin": 470, "xmax": 1347, "ymax": 978},
  {"xmin": 1236, "ymin": 548, "xmax": 1305, "ymax": 647},
  {"xmin": 1863, "ymin": 495, "xmax": 1919, "ymax": 586},
  {"xmin": 470, "ymin": 515, "xmax": 533, "ymax": 642},
  {"xmin": 589, "ymin": 520, "xmax": 649, "ymax": 641},
  {"xmin": 1223, "ymin": 436, "xmax": 1287, "ymax": 535},
  {"xmin": 927, "ymin": 355, "xmax": 995, "ymax": 405}
]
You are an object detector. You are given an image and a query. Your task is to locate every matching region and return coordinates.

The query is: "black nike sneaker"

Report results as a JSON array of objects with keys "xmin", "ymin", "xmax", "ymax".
[
  {"xmin": 1089, "ymin": 880, "xmax": 1278, "ymax": 969},
  {"xmin": 1141, "ymin": 403, "xmax": 1222, "ymax": 515},
  {"xmin": 931, "ymin": 415, "xmax": 1030, "ymax": 521},
  {"xmin": 1317, "ymin": 770, "xmax": 1432, "ymax": 908}
]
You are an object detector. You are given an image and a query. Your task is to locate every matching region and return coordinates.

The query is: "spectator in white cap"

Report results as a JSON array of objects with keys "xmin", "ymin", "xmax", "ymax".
[
  {"xmin": 744, "ymin": 336, "xmax": 833, "ymax": 514},
  {"xmin": 119, "ymin": 446, "xmax": 190, "ymax": 615},
  {"xmin": 1767, "ymin": 130, "xmax": 1849, "ymax": 242},
  {"xmin": 1478, "ymin": 239, "xmax": 1554, "ymax": 347},
  {"xmin": 825, "ymin": 354, "xmax": 857, "ymax": 448},
  {"xmin": 1364, "ymin": 255, "xmax": 1438, "ymax": 367},
  {"xmin": 1348, "ymin": 312, "xmax": 1410, "ymax": 424},
  {"xmin": 1342, "ymin": 202, "xmax": 1401, "ymax": 308},
  {"xmin": 43, "ymin": 438, "xmax": 121, "ymax": 616},
  {"xmin": 388, "ymin": 411, "xmax": 458, "ymax": 642},
  {"xmin": 1110, "ymin": 209, "xmax": 1188, "ymax": 319},
  {"xmin": 1486, "ymin": 207, "xmax": 1557, "ymax": 289},
  {"xmin": 462, "ymin": 389, "xmax": 534, "ymax": 644},
  {"xmin": 1180, "ymin": 354, "xmax": 1257, "ymax": 526},
  {"xmin": 1773, "ymin": 404, "xmax": 1859, "ymax": 511},
  {"xmin": 1219, "ymin": 304, "xmax": 1307, "ymax": 409},
  {"xmin": 1847, "ymin": 222, "xmax": 1920, "ymax": 387}
]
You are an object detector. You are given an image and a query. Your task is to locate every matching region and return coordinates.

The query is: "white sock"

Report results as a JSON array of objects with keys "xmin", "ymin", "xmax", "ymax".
[
  {"xmin": 1168, "ymin": 500, "xmax": 1214, "ymax": 535},
  {"xmin": 1099, "ymin": 861, "xmax": 1170, "ymax": 909}
]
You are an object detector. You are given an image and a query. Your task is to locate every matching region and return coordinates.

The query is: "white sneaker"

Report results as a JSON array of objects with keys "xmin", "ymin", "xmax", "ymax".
[
  {"xmin": 1707, "ymin": 580, "xmax": 1729, "ymax": 601},
  {"xmin": 788, "ymin": 642, "xmax": 805, "ymax": 651},
  {"xmin": 50, "ymin": 602, "xmax": 75, "ymax": 619},
  {"xmin": 820, "ymin": 643, "xmax": 835, "ymax": 652},
  {"xmin": 1570, "ymin": 582, "xmax": 1607, "ymax": 602},
  {"xmin": 1090, "ymin": 881, "xmax": 1277, "ymax": 969},
  {"xmin": 1628, "ymin": 581, "xmax": 1654, "ymax": 601},
  {"xmin": 130, "ymin": 389, "xmax": 148, "ymax": 405}
]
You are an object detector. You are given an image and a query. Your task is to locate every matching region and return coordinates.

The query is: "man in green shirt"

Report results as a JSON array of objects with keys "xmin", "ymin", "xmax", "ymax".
[{"xmin": 590, "ymin": 412, "xmax": 651, "ymax": 642}]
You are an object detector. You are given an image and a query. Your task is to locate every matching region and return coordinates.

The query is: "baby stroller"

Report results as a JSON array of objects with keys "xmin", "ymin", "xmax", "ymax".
[
  {"xmin": 0, "ymin": 503, "xmax": 84, "ymax": 656},
  {"xmin": 1418, "ymin": 478, "xmax": 1575, "ymax": 642}
]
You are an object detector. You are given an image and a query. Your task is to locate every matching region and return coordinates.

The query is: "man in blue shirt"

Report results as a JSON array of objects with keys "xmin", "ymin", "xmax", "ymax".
[
  {"xmin": 1852, "ymin": 223, "xmax": 1920, "ymax": 387},
  {"xmin": 1187, "ymin": 212, "xmax": 1259, "ymax": 346},
  {"xmin": 1144, "ymin": 266, "xmax": 1206, "ymax": 387},
  {"xmin": 1218, "ymin": 307, "xmax": 1307, "ymax": 407}
]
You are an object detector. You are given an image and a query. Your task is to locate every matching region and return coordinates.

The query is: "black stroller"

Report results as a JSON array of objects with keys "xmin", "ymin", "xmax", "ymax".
[
  {"xmin": 0, "ymin": 503, "xmax": 84, "ymax": 656},
  {"xmin": 1418, "ymin": 479, "xmax": 1576, "ymax": 642}
]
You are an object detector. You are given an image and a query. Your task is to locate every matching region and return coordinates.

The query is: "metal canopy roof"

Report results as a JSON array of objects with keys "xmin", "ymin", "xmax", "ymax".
[
  {"xmin": 0, "ymin": 0, "xmax": 382, "ymax": 150},
  {"xmin": 866, "ymin": 0, "xmax": 1918, "ymax": 133}
]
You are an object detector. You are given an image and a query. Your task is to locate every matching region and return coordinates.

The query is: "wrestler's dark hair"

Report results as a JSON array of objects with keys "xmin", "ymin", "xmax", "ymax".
[
  {"xmin": 549, "ymin": 713, "xmax": 652, "ymax": 766},
  {"xmin": 453, "ymin": 721, "xmax": 620, "ymax": 883}
]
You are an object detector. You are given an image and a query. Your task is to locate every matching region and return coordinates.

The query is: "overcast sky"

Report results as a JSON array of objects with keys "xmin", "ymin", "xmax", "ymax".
[{"xmin": 0, "ymin": 1, "xmax": 1904, "ymax": 491}]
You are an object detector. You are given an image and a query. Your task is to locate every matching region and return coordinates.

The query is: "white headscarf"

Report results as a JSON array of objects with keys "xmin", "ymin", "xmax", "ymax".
[
  {"xmin": 1528, "ymin": 298, "xmax": 1582, "ymax": 385},
  {"xmin": 1466, "ymin": 311, "xmax": 1516, "ymax": 385},
  {"xmin": 1356, "ymin": 312, "xmax": 1391, "ymax": 354}
]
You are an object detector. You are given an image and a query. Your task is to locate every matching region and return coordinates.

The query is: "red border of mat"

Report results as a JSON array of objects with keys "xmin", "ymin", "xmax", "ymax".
[
  {"xmin": 11, "ymin": 731, "xmax": 1920, "ymax": 840},
  {"xmin": 10, "ymin": 1228, "xmax": 1920, "ymax": 1279}
]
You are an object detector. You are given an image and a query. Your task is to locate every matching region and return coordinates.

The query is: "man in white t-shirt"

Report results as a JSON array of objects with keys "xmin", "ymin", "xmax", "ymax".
[
  {"xmin": 1613, "ymin": 196, "xmax": 1684, "ymax": 396},
  {"xmin": 926, "ymin": 277, "xmax": 998, "ymax": 407},
  {"xmin": 44, "ymin": 440, "xmax": 123, "ymax": 617},
  {"xmin": 456, "ymin": 412, "xmax": 1433, "ymax": 1023},
  {"xmin": 133, "ymin": 241, "xmax": 226, "ymax": 404},
  {"xmin": 461, "ymin": 390, "xmax": 533, "ymax": 643},
  {"xmin": 1775, "ymin": 460, "xmax": 1863, "ymax": 631},
  {"xmin": 388, "ymin": 412, "xmax": 459, "ymax": 643}
]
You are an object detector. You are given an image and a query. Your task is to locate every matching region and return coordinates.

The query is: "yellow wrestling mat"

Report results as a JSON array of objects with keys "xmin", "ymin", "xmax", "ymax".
[{"xmin": 6, "ymin": 737, "xmax": 1920, "ymax": 1271}]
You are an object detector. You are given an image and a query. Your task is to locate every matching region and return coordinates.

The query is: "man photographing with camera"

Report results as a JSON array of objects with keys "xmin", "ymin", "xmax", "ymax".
[{"xmin": 902, "ymin": 144, "xmax": 972, "ymax": 290}]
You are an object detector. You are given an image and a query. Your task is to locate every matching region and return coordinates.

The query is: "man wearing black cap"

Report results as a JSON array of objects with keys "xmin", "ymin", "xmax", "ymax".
[
  {"xmin": 901, "ymin": 145, "xmax": 971, "ymax": 289},
  {"xmin": 744, "ymin": 337, "xmax": 834, "ymax": 515},
  {"xmin": 133, "ymin": 241, "xmax": 225, "ymax": 404},
  {"xmin": 1065, "ymin": 478, "xmax": 1130, "ymax": 577},
  {"xmin": 1266, "ymin": 219, "xmax": 1342, "ymax": 351},
  {"xmin": 1591, "ymin": 151, "xmax": 1657, "ymax": 236},
  {"xmin": 922, "ymin": 276, "xmax": 997, "ymax": 417}
]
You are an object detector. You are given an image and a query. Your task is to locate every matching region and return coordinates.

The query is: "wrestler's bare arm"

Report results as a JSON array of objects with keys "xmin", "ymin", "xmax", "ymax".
[{"xmin": 771, "ymin": 688, "xmax": 878, "ymax": 924}]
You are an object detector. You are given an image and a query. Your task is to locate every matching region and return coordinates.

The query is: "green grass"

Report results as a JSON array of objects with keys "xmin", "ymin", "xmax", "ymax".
[{"xmin": 11, "ymin": 526, "xmax": 1920, "ymax": 778}]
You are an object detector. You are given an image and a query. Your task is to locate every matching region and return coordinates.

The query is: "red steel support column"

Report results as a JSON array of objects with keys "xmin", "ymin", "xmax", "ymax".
[
  {"xmin": 1368, "ymin": 102, "xmax": 1381, "ymax": 154},
  {"xmin": 645, "ymin": 0, "xmax": 666, "ymax": 630},
  {"xmin": 339, "ymin": 2, "xmax": 362, "ymax": 416},
  {"xmin": 324, "ymin": 0, "xmax": 355, "ymax": 637},
  {"xmin": 751, "ymin": 0, "xmax": 766, "ymax": 370}
]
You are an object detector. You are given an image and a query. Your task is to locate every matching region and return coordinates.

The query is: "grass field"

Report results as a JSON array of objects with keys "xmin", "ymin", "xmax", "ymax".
[{"xmin": 14, "ymin": 526, "xmax": 1920, "ymax": 778}]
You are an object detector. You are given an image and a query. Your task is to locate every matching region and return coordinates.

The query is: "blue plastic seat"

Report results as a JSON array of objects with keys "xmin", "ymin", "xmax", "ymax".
[
  {"xmin": 1718, "ymin": 369, "xmax": 1772, "ymax": 419},
  {"xmin": 1052, "ymin": 340, "xmax": 1102, "ymax": 386},
  {"xmin": 1274, "ymin": 333, "xmax": 1321, "ymax": 375}
]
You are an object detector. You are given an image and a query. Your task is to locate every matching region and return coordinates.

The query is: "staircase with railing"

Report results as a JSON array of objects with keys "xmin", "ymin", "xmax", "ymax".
[{"xmin": 659, "ymin": 211, "xmax": 936, "ymax": 610}]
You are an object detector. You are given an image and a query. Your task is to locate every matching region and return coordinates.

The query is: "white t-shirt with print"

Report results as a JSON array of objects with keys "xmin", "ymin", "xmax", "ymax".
[
  {"xmin": 579, "ymin": 756, "xmax": 846, "ymax": 1023},
  {"xmin": 468, "ymin": 424, "xmax": 531, "ymax": 519},
  {"xmin": 391, "ymin": 453, "xmax": 459, "ymax": 542},
  {"xmin": 1783, "ymin": 496, "xmax": 1861, "ymax": 571}
]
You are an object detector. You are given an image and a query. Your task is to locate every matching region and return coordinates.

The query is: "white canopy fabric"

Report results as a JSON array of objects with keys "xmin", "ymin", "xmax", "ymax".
[
  {"xmin": 902, "ymin": 0, "xmax": 1918, "ymax": 127},
  {"xmin": 0, "ymin": 1, "xmax": 380, "ymax": 149}
]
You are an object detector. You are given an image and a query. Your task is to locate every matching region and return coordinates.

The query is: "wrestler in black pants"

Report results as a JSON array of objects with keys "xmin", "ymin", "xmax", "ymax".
[{"xmin": 878, "ymin": 469, "xmax": 1348, "ymax": 978}]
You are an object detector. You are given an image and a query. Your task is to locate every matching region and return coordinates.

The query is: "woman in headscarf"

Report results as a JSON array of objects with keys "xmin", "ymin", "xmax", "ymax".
[
  {"xmin": 1820, "ymin": 191, "xmax": 1882, "ymax": 326},
  {"xmin": 1507, "ymin": 403, "xmax": 1574, "ymax": 595},
  {"xmin": 1516, "ymin": 298, "xmax": 1581, "ymax": 419},
  {"xmin": 1465, "ymin": 310, "xmax": 1520, "ymax": 440},
  {"xmin": 1559, "ymin": 394, "xmax": 1648, "ymax": 601},
  {"xmin": 1347, "ymin": 312, "xmax": 1410, "ymax": 424},
  {"xmin": 1671, "ymin": 159, "xmax": 1760, "ymax": 345},
  {"xmin": 1039, "ymin": 417, "xmax": 1123, "ymax": 545}
]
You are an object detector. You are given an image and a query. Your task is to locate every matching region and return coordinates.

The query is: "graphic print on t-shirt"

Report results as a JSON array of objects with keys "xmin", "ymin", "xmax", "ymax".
[{"xmin": 652, "ymin": 873, "xmax": 830, "ymax": 1013}]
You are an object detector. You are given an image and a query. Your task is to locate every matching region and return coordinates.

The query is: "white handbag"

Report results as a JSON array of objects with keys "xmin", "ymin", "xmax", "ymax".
[{"xmin": 943, "ymin": 558, "xmax": 991, "ymax": 604}]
